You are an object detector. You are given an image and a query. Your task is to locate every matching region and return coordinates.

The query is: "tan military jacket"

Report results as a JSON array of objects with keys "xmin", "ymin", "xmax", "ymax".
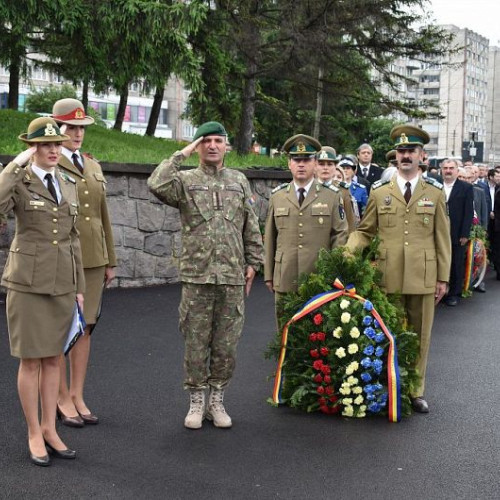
[
  {"xmin": 347, "ymin": 175, "xmax": 451, "ymax": 294},
  {"xmin": 0, "ymin": 161, "xmax": 85, "ymax": 295},
  {"xmin": 148, "ymin": 152, "xmax": 264, "ymax": 285},
  {"xmin": 58, "ymin": 154, "xmax": 116, "ymax": 268},
  {"xmin": 264, "ymin": 180, "xmax": 348, "ymax": 293}
]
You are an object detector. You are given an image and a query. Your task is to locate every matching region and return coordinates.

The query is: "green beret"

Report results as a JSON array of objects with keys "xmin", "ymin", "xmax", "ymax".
[
  {"xmin": 317, "ymin": 146, "xmax": 340, "ymax": 162},
  {"xmin": 282, "ymin": 134, "xmax": 321, "ymax": 158},
  {"xmin": 390, "ymin": 124, "xmax": 430, "ymax": 149},
  {"xmin": 193, "ymin": 121, "xmax": 227, "ymax": 141}
]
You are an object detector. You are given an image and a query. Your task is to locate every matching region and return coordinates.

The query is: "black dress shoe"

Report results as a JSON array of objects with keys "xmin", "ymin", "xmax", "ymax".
[
  {"xmin": 29, "ymin": 451, "xmax": 51, "ymax": 467},
  {"xmin": 411, "ymin": 397, "xmax": 429, "ymax": 413},
  {"xmin": 57, "ymin": 405, "xmax": 84, "ymax": 428},
  {"xmin": 45, "ymin": 441, "xmax": 76, "ymax": 459},
  {"xmin": 445, "ymin": 296, "xmax": 458, "ymax": 306},
  {"xmin": 78, "ymin": 410, "xmax": 99, "ymax": 425}
]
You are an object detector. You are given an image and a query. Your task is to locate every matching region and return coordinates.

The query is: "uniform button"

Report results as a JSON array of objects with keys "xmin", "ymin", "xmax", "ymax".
[
  {"xmin": 84, "ymin": 203, "xmax": 89, "ymax": 208},
  {"xmin": 299, "ymin": 223, "xmax": 303, "ymax": 227},
  {"xmin": 52, "ymin": 240, "xmax": 58, "ymax": 245},
  {"xmin": 84, "ymin": 190, "xmax": 89, "ymax": 195},
  {"xmin": 404, "ymin": 242, "xmax": 409, "ymax": 246},
  {"xmin": 14, "ymin": 168, "xmax": 19, "ymax": 173},
  {"xmin": 33, "ymin": 206, "xmax": 38, "ymax": 209},
  {"xmin": 299, "ymin": 212, "xmax": 303, "ymax": 216},
  {"xmin": 53, "ymin": 207, "xmax": 58, "ymax": 212},
  {"xmin": 298, "ymin": 244, "xmax": 303, "ymax": 249},
  {"xmin": 404, "ymin": 230, "xmax": 409, "ymax": 235},
  {"xmin": 404, "ymin": 220, "xmax": 408, "ymax": 224},
  {"xmin": 85, "ymin": 216, "xmax": 90, "ymax": 221},
  {"xmin": 53, "ymin": 229, "xmax": 58, "ymax": 234},
  {"xmin": 406, "ymin": 209, "xmax": 410, "ymax": 213},
  {"xmin": 299, "ymin": 233, "xmax": 303, "ymax": 238},
  {"xmin": 81, "ymin": 179, "xmax": 86, "ymax": 183},
  {"xmin": 52, "ymin": 218, "xmax": 58, "ymax": 223},
  {"xmin": 15, "ymin": 247, "xmax": 19, "ymax": 252}
]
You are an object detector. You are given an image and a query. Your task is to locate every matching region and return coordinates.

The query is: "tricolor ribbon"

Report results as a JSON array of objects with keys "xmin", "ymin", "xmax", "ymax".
[{"xmin": 272, "ymin": 278, "xmax": 401, "ymax": 422}]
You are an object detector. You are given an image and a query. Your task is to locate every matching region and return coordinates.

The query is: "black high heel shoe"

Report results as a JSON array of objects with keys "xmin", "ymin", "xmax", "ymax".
[
  {"xmin": 29, "ymin": 449, "xmax": 51, "ymax": 467},
  {"xmin": 56, "ymin": 405, "xmax": 84, "ymax": 428},
  {"xmin": 44, "ymin": 440, "xmax": 76, "ymax": 459}
]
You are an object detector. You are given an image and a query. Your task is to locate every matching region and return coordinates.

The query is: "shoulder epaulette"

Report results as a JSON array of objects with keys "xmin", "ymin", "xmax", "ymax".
[
  {"xmin": 424, "ymin": 176, "xmax": 443, "ymax": 189},
  {"xmin": 59, "ymin": 172, "xmax": 76, "ymax": 184},
  {"xmin": 271, "ymin": 182, "xmax": 288, "ymax": 194},
  {"xmin": 371, "ymin": 179, "xmax": 390, "ymax": 190},
  {"xmin": 337, "ymin": 180, "xmax": 349, "ymax": 190},
  {"xmin": 324, "ymin": 183, "xmax": 339, "ymax": 193}
]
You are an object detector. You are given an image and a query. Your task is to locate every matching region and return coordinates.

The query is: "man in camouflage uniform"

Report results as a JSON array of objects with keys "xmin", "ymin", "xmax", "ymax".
[{"xmin": 148, "ymin": 122, "xmax": 264, "ymax": 429}]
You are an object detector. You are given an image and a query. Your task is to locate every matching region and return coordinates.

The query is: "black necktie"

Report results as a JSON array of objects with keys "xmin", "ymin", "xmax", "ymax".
[
  {"xmin": 362, "ymin": 167, "xmax": 368, "ymax": 178},
  {"xmin": 404, "ymin": 181, "xmax": 412, "ymax": 204},
  {"xmin": 45, "ymin": 173, "xmax": 58, "ymax": 205},
  {"xmin": 298, "ymin": 188, "xmax": 306, "ymax": 206},
  {"xmin": 72, "ymin": 153, "xmax": 84, "ymax": 174}
]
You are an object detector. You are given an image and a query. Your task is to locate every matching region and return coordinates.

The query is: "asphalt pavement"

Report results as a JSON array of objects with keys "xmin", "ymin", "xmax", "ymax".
[{"xmin": 0, "ymin": 275, "xmax": 499, "ymax": 500}]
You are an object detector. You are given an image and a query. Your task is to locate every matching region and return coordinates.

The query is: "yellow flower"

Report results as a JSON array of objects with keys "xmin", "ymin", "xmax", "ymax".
[
  {"xmin": 333, "ymin": 326, "xmax": 343, "ymax": 339},
  {"xmin": 354, "ymin": 395, "xmax": 364, "ymax": 405},
  {"xmin": 352, "ymin": 386, "xmax": 363, "ymax": 394},
  {"xmin": 348, "ymin": 343, "xmax": 359, "ymax": 354},
  {"xmin": 342, "ymin": 398, "xmax": 353, "ymax": 405},
  {"xmin": 347, "ymin": 376, "xmax": 359, "ymax": 385},
  {"xmin": 359, "ymin": 405, "xmax": 367, "ymax": 412},
  {"xmin": 341, "ymin": 312, "xmax": 351, "ymax": 324},
  {"xmin": 340, "ymin": 299, "xmax": 350, "ymax": 310},
  {"xmin": 339, "ymin": 386, "xmax": 350, "ymax": 395},
  {"xmin": 349, "ymin": 361, "xmax": 359, "ymax": 372},
  {"xmin": 342, "ymin": 405, "xmax": 354, "ymax": 417},
  {"xmin": 349, "ymin": 327, "xmax": 360, "ymax": 339},
  {"xmin": 357, "ymin": 411, "xmax": 366, "ymax": 418},
  {"xmin": 335, "ymin": 347, "xmax": 346, "ymax": 358}
]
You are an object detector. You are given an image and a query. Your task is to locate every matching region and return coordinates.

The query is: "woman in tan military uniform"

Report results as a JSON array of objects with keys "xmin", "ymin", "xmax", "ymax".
[
  {"xmin": 0, "ymin": 117, "xmax": 85, "ymax": 466},
  {"xmin": 52, "ymin": 99, "xmax": 116, "ymax": 426}
]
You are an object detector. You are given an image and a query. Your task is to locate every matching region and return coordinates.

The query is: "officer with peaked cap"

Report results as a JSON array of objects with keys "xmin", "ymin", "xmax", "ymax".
[
  {"xmin": 316, "ymin": 146, "xmax": 358, "ymax": 232},
  {"xmin": 148, "ymin": 121, "xmax": 263, "ymax": 430},
  {"xmin": 264, "ymin": 134, "xmax": 348, "ymax": 325},
  {"xmin": 347, "ymin": 123, "xmax": 451, "ymax": 414},
  {"xmin": 0, "ymin": 116, "xmax": 84, "ymax": 464}
]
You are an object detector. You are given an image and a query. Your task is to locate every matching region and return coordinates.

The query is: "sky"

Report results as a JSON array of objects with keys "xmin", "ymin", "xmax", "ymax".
[{"xmin": 426, "ymin": 0, "xmax": 500, "ymax": 45}]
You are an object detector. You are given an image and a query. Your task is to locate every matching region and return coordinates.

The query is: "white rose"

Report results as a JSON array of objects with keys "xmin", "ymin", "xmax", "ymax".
[
  {"xmin": 341, "ymin": 312, "xmax": 351, "ymax": 324},
  {"xmin": 349, "ymin": 327, "xmax": 360, "ymax": 339},
  {"xmin": 348, "ymin": 343, "xmax": 359, "ymax": 355},
  {"xmin": 335, "ymin": 347, "xmax": 346, "ymax": 358},
  {"xmin": 340, "ymin": 299, "xmax": 350, "ymax": 310}
]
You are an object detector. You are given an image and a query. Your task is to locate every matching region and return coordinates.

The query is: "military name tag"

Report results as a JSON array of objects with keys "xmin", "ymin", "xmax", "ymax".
[
  {"xmin": 29, "ymin": 200, "xmax": 45, "ymax": 207},
  {"xmin": 276, "ymin": 207, "xmax": 288, "ymax": 216},
  {"xmin": 312, "ymin": 202, "xmax": 328, "ymax": 209}
]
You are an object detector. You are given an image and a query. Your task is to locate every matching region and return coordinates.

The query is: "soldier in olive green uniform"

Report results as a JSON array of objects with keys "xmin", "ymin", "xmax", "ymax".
[
  {"xmin": 0, "ymin": 117, "xmax": 84, "ymax": 465},
  {"xmin": 264, "ymin": 135, "xmax": 348, "ymax": 324},
  {"xmin": 148, "ymin": 121, "xmax": 263, "ymax": 430},
  {"xmin": 346, "ymin": 124, "xmax": 451, "ymax": 414}
]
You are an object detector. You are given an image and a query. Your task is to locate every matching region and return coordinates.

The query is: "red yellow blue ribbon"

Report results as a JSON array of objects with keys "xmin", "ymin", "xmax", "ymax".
[{"xmin": 272, "ymin": 278, "xmax": 401, "ymax": 422}]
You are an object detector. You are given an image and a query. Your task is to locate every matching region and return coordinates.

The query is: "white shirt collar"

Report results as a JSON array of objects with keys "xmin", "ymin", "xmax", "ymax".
[
  {"xmin": 396, "ymin": 173, "xmax": 419, "ymax": 197},
  {"xmin": 294, "ymin": 178, "xmax": 314, "ymax": 198},
  {"xmin": 61, "ymin": 146, "xmax": 81, "ymax": 163},
  {"xmin": 31, "ymin": 163, "xmax": 56, "ymax": 183}
]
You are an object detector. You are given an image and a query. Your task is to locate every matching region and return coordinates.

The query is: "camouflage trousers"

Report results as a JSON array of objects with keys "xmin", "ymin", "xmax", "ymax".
[{"xmin": 179, "ymin": 283, "xmax": 245, "ymax": 390}]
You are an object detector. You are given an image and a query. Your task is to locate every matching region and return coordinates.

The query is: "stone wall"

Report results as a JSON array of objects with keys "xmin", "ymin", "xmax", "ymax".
[{"xmin": 0, "ymin": 156, "xmax": 291, "ymax": 288}]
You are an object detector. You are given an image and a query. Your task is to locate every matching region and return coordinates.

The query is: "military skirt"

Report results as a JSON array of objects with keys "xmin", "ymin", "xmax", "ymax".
[
  {"xmin": 6, "ymin": 290, "xmax": 75, "ymax": 359},
  {"xmin": 83, "ymin": 266, "xmax": 106, "ymax": 326}
]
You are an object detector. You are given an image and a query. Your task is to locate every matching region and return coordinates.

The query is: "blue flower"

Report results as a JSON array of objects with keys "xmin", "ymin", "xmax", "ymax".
[
  {"xmin": 361, "ymin": 357, "xmax": 372, "ymax": 368},
  {"xmin": 373, "ymin": 359, "xmax": 383, "ymax": 374},
  {"xmin": 364, "ymin": 327, "xmax": 376, "ymax": 340},
  {"xmin": 363, "ymin": 300, "xmax": 373, "ymax": 311},
  {"xmin": 360, "ymin": 372, "xmax": 372, "ymax": 382},
  {"xmin": 375, "ymin": 346, "xmax": 384, "ymax": 357},
  {"xmin": 364, "ymin": 384, "xmax": 375, "ymax": 394},
  {"xmin": 366, "ymin": 394, "xmax": 375, "ymax": 401},
  {"xmin": 362, "ymin": 315, "xmax": 372, "ymax": 326},
  {"xmin": 379, "ymin": 392, "xmax": 388, "ymax": 404},
  {"xmin": 374, "ymin": 332, "xmax": 385, "ymax": 343},
  {"xmin": 374, "ymin": 382, "xmax": 383, "ymax": 391},
  {"xmin": 363, "ymin": 345, "xmax": 375, "ymax": 356},
  {"xmin": 374, "ymin": 319, "xmax": 380, "ymax": 328},
  {"xmin": 368, "ymin": 402, "xmax": 381, "ymax": 413}
]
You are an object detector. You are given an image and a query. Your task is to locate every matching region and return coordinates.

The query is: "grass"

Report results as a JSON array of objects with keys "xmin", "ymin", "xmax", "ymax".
[{"xmin": 0, "ymin": 109, "xmax": 286, "ymax": 169}]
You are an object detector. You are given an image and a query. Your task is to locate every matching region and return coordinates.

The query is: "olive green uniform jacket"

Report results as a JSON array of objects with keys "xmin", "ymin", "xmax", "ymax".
[
  {"xmin": 0, "ymin": 161, "xmax": 85, "ymax": 295},
  {"xmin": 58, "ymin": 154, "xmax": 117, "ymax": 269},
  {"xmin": 264, "ymin": 180, "xmax": 348, "ymax": 293},
  {"xmin": 147, "ymin": 152, "xmax": 264, "ymax": 284},
  {"xmin": 347, "ymin": 176, "xmax": 451, "ymax": 294}
]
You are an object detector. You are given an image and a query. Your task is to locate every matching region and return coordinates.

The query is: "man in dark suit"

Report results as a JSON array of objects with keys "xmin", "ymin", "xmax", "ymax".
[
  {"xmin": 356, "ymin": 143, "xmax": 383, "ymax": 187},
  {"xmin": 441, "ymin": 159, "xmax": 474, "ymax": 306}
]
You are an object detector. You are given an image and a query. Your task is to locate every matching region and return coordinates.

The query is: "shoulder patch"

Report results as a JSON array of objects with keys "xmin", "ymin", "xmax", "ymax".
[
  {"xmin": 371, "ymin": 179, "xmax": 390, "ymax": 190},
  {"xmin": 320, "ymin": 182, "xmax": 339, "ymax": 193},
  {"xmin": 59, "ymin": 172, "xmax": 76, "ymax": 184},
  {"xmin": 337, "ymin": 180, "xmax": 349, "ymax": 190},
  {"xmin": 424, "ymin": 176, "xmax": 444, "ymax": 190},
  {"xmin": 271, "ymin": 182, "xmax": 289, "ymax": 194}
]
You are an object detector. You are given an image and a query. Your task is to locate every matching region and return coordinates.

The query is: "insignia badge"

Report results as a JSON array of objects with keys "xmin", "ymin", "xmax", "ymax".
[
  {"xmin": 339, "ymin": 204, "xmax": 345, "ymax": 220},
  {"xmin": 400, "ymin": 133, "xmax": 409, "ymax": 144},
  {"xmin": 384, "ymin": 196, "xmax": 392, "ymax": 205},
  {"xmin": 318, "ymin": 150, "xmax": 328, "ymax": 160},
  {"xmin": 423, "ymin": 217, "xmax": 430, "ymax": 225},
  {"xmin": 75, "ymin": 109, "xmax": 84, "ymax": 119},
  {"xmin": 296, "ymin": 141, "xmax": 306, "ymax": 153},
  {"xmin": 31, "ymin": 193, "xmax": 40, "ymax": 200},
  {"xmin": 44, "ymin": 123, "xmax": 57, "ymax": 136},
  {"xmin": 318, "ymin": 217, "xmax": 324, "ymax": 225}
]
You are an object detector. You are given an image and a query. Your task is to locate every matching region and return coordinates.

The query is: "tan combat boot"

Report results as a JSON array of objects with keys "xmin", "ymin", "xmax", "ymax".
[
  {"xmin": 206, "ymin": 388, "xmax": 232, "ymax": 428},
  {"xmin": 184, "ymin": 390, "xmax": 205, "ymax": 429}
]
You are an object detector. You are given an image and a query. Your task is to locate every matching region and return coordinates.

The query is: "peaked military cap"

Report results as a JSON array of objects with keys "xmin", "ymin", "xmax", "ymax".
[
  {"xmin": 193, "ymin": 121, "xmax": 227, "ymax": 141},
  {"xmin": 282, "ymin": 134, "xmax": 321, "ymax": 158},
  {"xmin": 317, "ymin": 146, "xmax": 339, "ymax": 162},
  {"xmin": 385, "ymin": 149, "xmax": 397, "ymax": 164},
  {"xmin": 391, "ymin": 124, "xmax": 430, "ymax": 149},
  {"xmin": 338, "ymin": 157, "xmax": 357, "ymax": 170},
  {"xmin": 19, "ymin": 117, "xmax": 70, "ymax": 143},
  {"xmin": 52, "ymin": 98, "xmax": 95, "ymax": 126}
]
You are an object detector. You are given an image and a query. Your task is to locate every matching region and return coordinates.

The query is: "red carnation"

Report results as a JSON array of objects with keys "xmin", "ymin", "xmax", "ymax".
[
  {"xmin": 316, "ymin": 332, "xmax": 326, "ymax": 341},
  {"xmin": 313, "ymin": 360, "xmax": 324, "ymax": 371},
  {"xmin": 320, "ymin": 364, "xmax": 331, "ymax": 375},
  {"xmin": 329, "ymin": 395, "xmax": 338, "ymax": 403},
  {"xmin": 325, "ymin": 386, "xmax": 334, "ymax": 396},
  {"xmin": 320, "ymin": 405, "xmax": 330, "ymax": 414},
  {"xmin": 317, "ymin": 386, "xmax": 325, "ymax": 395},
  {"xmin": 309, "ymin": 332, "xmax": 318, "ymax": 342},
  {"xmin": 310, "ymin": 349, "xmax": 320, "ymax": 358},
  {"xmin": 320, "ymin": 347, "xmax": 329, "ymax": 357},
  {"xmin": 313, "ymin": 313, "xmax": 323, "ymax": 326},
  {"xmin": 313, "ymin": 373, "xmax": 323, "ymax": 383},
  {"xmin": 323, "ymin": 375, "xmax": 332, "ymax": 384},
  {"xmin": 318, "ymin": 397, "xmax": 327, "ymax": 406}
]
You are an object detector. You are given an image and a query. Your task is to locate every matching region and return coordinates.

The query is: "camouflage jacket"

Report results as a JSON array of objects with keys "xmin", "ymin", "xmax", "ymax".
[{"xmin": 148, "ymin": 152, "xmax": 264, "ymax": 285}]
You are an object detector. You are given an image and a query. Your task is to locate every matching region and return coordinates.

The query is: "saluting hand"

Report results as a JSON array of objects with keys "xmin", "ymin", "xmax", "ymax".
[
  {"xmin": 13, "ymin": 146, "xmax": 37, "ymax": 167},
  {"xmin": 180, "ymin": 136, "xmax": 204, "ymax": 158}
]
